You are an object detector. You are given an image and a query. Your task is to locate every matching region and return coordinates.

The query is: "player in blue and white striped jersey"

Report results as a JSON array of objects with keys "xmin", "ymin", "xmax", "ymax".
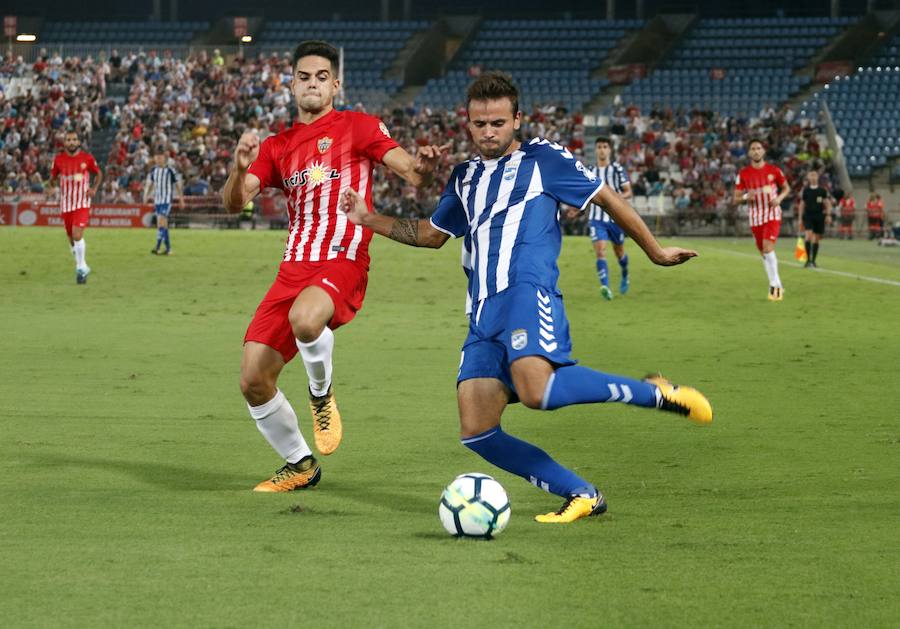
[
  {"xmin": 340, "ymin": 72, "xmax": 712, "ymax": 523},
  {"xmin": 143, "ymin": 151, "xmax": 183, "ymax": 255},
  {"xmin": 587, "ymin": 136, "xmax": 632, "ymax": 299}
]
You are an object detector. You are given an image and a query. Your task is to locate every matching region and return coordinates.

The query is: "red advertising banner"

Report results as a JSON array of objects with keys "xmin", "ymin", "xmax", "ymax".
[
  {"xmin": 607, "ymin": 64, "xmax": 647, "ymax": 85},
  {"xmin": 815, "ymin": 61, "xmax": 854, "ymax": 83},
  {"xmin": 11, "ymin": 203, "xmax": 154, "ymax": 227},
  {"xmin": 0, "ymin": 203, "xmax": 14, "ymax": 226}
]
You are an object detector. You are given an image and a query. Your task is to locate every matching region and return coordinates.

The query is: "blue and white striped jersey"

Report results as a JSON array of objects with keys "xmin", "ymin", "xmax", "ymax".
[
  {"xmin": 430, "ymin": 138, "xmax": 605, "ymax": 312},
  {"xmin": 146, "ymin": 166, "xmax": 179, "ymax": 205},
  {"xmin": 588, "ymin": 162, "xmax": 629, "ymax": 223}
]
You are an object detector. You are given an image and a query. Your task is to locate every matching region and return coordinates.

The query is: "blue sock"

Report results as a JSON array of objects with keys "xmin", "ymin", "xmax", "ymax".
[
  {"xmin": 155, "ymin": 228, "xmax": 164, "ymax": 251},
  {"xmin": 618, "ymin": 254, "xmax": 629, "ymax": 280},
  {"xmin": 596, "ymin": 258, "xmax": 609, "ymax": 287},
  {"xmin": 163, "ymin": 227, "xmax": 170, "ymax": 251},
  {"xmin": 462, "ymin": 426, "xmax": 595, "ymax": 498},
  {"xmin": 542, "ymin": 365, "xmax": 659, "ymax": 410}
]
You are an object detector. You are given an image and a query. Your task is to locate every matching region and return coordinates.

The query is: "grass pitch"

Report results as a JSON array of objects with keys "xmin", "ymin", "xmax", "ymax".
[{"xmin": 1, "ymin": 227, "xmax": 898, "ymax": 627}]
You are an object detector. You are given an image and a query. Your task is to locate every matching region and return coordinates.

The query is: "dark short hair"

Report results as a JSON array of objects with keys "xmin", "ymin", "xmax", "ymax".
[
  {"xmin": 596, "ymin": 136, "xmax": 612, "ymax": 147},
  {"xmin": 749, "ymin": 139, "xmax": 766, "ymax": 149},
  {"xmin": 466, "ymin": 71, "xmax": 519, "ymax": 116},
  {"xmin": 292, "ymin": 40, "xmax": 340, "ymax": 75}
]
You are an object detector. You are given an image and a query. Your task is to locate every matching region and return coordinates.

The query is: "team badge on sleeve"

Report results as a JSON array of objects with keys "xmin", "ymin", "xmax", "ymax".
[
  {"xmin": 379, "ymin": 122, "xmax": 391, "ymax": 138},
  {"xmin": 317, "ymin": 137, "xmax": 333, "ymax": 153}
]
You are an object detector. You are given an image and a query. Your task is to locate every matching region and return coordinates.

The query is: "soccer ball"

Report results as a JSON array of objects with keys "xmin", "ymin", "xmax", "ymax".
[{"xmin": 439, "ymin": 473, "xmax": 511, "ymax": 538}]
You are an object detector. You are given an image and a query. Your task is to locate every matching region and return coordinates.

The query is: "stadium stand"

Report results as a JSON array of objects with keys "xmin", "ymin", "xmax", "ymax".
[
  {"xmin": 256, "ymin": 20, "xmax": 429, "ymax": 111},
  {"xmin": 416, "ymin": 19, "xmax": 643, "ymax": 113},
  {"xmin": 0, "ymin": 15, "xmax": 886, "ymax": 234},
  {"xmin": 41, "ymin": 20, "xmax": 209, "ymax": 46},
  {"xmin": 798, "ymin": 31, "xmax": 900, "ymax": 179},
  {"xmin": 618, "ymin": 17, "xmax": 856, "ymax": 117}
]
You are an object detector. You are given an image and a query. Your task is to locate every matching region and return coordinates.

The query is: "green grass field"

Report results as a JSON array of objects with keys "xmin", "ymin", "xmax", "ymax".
[{"xmin": 1, "ymin": 227, "xmax": 898, "ymax": 627}]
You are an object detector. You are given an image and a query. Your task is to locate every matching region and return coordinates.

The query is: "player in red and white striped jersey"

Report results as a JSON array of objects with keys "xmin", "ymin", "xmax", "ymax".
[
  {"xmin": 732, "ymin": 139, "xmax": 790, "ymax": 301},
  {"xmin": 50, "ymin": 131, "xmax": 103, "ymax": 284},
  {"xmin": 224, "ymin": 41, "xmax": 446, "ymax": 492}
]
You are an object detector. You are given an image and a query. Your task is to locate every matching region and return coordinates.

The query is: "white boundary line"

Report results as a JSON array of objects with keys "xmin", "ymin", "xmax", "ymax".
[{"xmin": 704, "ymin": 246, "xmax": 900, "ymax": 288}]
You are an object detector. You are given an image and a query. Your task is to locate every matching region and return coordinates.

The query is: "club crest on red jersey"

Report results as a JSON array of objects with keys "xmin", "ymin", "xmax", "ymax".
[{"xmin": 317, "ymin": 137, "xmax": 333, "ymax": 153}]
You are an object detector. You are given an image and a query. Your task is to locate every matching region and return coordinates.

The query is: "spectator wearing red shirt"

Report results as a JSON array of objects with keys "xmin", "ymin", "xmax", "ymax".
[
  {"xmin": 866, "ymin": 193, "xmax": 885, "ymax": 239},
  {"xmin": 838, "ymin": 194, "xmax": 856, "ymax": 239}
]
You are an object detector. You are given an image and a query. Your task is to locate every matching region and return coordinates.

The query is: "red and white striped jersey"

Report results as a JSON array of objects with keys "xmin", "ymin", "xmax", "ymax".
[
  {"xmin": 51, "ymin": 151, "xmax": 101, "ymax": 213},
  {"xmin": 735, "ymin": 163, "xmax": 787, "ymax": 227},
  {"xmin": 249, "ymin": 109, "xmax": 399, "ymax": 268}
]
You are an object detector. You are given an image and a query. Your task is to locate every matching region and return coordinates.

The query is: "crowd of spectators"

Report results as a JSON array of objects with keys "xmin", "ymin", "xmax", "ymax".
[
  {"xmin": 1, "ymin": 50, "xmax": 109, "ymax": 195},
  {"xmin": 0, "ymin": 48, "xmax": 864, "ymax": 237},
  {"xmin": 602, "ymin": 101, "xmax": 838, "ymax": 234}
]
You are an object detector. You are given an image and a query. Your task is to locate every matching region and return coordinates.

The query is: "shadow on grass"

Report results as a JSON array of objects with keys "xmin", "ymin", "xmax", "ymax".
[
  {"xmin": 323, "ymin": 482, "xmax": 436, "ymax": 514},
  {"xmin": 16, "ymin": 451, "xmax": 252, "ymax": 491}
]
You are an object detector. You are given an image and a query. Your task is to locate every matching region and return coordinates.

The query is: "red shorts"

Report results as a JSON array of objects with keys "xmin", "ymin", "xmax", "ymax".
[
  {"xmin": 751, "ymin": 220, "xmax": 781, "ymax": 251},
  {"xmin": 63, "ymin": 208, "xmax": 90, "ymax": 237},
  {"xmin": 244, "ymin": 259, "xmax": 368, "ymax": 362}
]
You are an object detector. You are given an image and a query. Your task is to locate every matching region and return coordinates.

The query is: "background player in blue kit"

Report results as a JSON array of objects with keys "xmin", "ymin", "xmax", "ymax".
[
  {"xmin": 144, "ymin": 151, "xmax": 183, "ymax": 255},
  {"xmin": 587, "ymin": 136, "xmax": 632, "ymax": 299},
  {"xmin": 340, "ymin": 72, "xmax": 712, "ymax": 524}
]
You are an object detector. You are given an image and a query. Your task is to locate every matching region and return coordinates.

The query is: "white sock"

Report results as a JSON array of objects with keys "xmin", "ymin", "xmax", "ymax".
[
  {"xmin": 73, "ymin": 238, "xmax": 87, "ymax": 270},
  {"xmin": 762, "ymin": 251, "xmax": 782, "ymax": 288},
  {"xmin": 297, "ymin": 327, "xmax": 334, "ymax": 397},
  {"xmin": 248, "ymin": 389, "xmax": 312, "ymax": 464}
]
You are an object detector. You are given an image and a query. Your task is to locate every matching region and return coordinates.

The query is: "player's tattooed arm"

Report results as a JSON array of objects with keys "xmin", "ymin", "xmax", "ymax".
[
  {"xmin": 340, "ymin": 189, "xmax": 449, "ymax": 249},
  {"xmin": 388, "ymin": 219, "xmax": 420, "ymax": 246}
]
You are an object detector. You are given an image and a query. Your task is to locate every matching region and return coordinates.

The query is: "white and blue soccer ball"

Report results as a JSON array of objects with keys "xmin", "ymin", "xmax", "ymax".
[{"xmin": 439, "ymin": 473, "xmax": 511, "ymax": 538}]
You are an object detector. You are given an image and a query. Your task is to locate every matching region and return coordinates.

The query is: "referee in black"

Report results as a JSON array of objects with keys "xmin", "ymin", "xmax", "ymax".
[{"xmin": 797, "ymin": 170, "xmax": 831, "ymax": 268}]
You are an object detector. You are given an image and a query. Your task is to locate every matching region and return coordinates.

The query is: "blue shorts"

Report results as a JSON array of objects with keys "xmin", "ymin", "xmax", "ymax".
[
  {"xmin": 154, "ymin": 203, "xmax": 171, "ymax": 217},
  {"xmin": 458, "ymin": 283, "xmax": 576, "ymax": 400},
  {"xmin": 589, "ymin": 220, "xmax": 625, "ymax": 245}
]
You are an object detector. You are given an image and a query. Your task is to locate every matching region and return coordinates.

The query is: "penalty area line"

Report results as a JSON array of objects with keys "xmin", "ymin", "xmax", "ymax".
[{"xmin": 703, "ymin": 246, "xmax": 900, "ymax": 288}]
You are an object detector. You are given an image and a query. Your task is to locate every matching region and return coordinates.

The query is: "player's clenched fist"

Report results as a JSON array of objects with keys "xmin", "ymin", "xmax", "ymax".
[
  {"xmin": 235, "ymin": 131, "xmax": 260, "ymax": 171},
  {"xmin": 339, "ymin": 189, "xmax": 369, "ymax": 225}
]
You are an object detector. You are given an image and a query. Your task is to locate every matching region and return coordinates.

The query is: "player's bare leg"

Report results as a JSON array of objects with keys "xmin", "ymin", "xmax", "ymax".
[
  {"xmin": 593, "ymin": 239, "xmax": 613, "ymax": 301},
  {"xmin": 241, "ymin": 341, "xmax": 319, "ymax": 491},
  {"xmin": 760, "ymin": 239, "xmax": 783, "ymax": 301},
  {"xmin": 71, "ymin": 225, "xmax": 90, "ymax": 284},
  {"xmin": 290, "ymin": 286, "xmax": 342, "ymax": 455}
]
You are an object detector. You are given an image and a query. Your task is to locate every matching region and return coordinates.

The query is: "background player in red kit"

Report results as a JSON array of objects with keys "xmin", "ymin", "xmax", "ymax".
[
  {"xmin": 50, "ymin": 131, "xmax": 103, "ymax": 284},
  {"xmin": 732, "ymin": 139, "xmax": 790, "ymax": 301},
  {"xmin": 223, "ymin": 40, "xmax": 445, "ymax": 492}
]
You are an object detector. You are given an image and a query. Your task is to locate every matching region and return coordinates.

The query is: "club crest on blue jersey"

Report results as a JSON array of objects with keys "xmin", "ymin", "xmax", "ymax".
[
  {"xmin": 511, "ymin": 329, "xmax": 528, "ymax": 351},
  {"xmin": 282, "ymin": 161, "xmax": 340, "ymax": 190},
  {"xmin": 503, "ymin": 165, "xmax": 518, "ymax": 181}
]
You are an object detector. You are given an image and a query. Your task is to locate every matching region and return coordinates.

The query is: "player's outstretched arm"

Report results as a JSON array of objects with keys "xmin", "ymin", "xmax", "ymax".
[
  {"xmin": 592, "ymin": 186, "xmax": 697, "ymax": 266},
  {"xmin": 223, "ymin": 132, "xmax": 262, "ymax": 212},
  {"xmin": 383, "ymin": 144, "xmax": 450, "ymax": 189},
  {"xmin": 339, "ymin": 188, "xmax": 449, "ymax": 249}
]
